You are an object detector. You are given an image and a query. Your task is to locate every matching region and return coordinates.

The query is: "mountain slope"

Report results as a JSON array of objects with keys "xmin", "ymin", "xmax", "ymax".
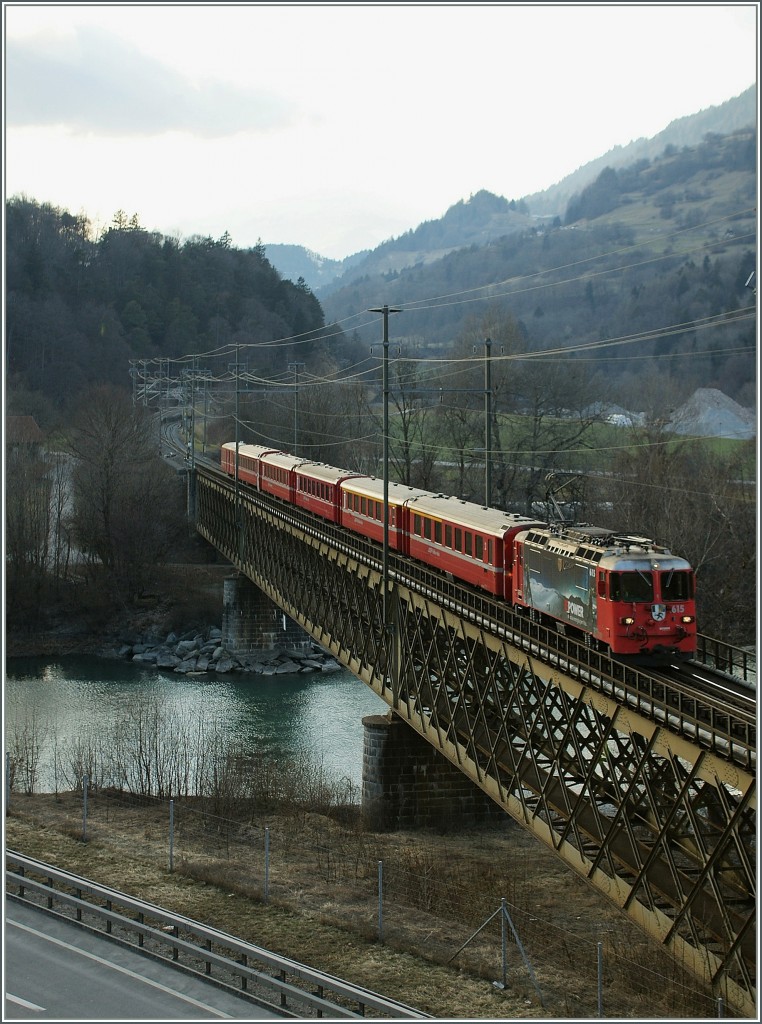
[
  {"xmin": 319, "ymin": 126, "xmax": 756, "ymax": 406},
  {"xmin": 524, "ymin": 85, "xmax": 757, "ymax": 218},
  {"xmin": 265, "ymin": 86, "xmax": 755, "ymax": 294}
]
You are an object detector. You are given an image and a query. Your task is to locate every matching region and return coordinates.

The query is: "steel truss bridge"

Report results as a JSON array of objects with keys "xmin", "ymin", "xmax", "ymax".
[{"xmin": 194, "ymin": 465, "xmax": 756, "ymax": 1016}]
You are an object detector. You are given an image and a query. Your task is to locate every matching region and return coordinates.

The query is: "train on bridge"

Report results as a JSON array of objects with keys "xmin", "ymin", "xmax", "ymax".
[{"xmin": 221, "ymin": 443, "xmax": 697, "ymax": 663}]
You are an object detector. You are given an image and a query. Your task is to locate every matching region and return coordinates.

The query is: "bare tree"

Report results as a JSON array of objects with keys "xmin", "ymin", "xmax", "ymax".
[
  {"xmin": 68, "ymin": 386, "xmax": 185, "ymax": 602},
  {"xmin": 448, "ymin": 307, "xmax": 602, "ymax": 514},
  {"xmin": 504, "ymin": 357, "xmax": 600, "ymax": 515},
  {"xmin": 607, "ymin": 428, "xmax": 755, "ymax": 643},
  {"xmin": 386, "ymin": 356, "xmax": 437, "ymax": 487},
  {"xmin": 5, "ymin": 433, "xmax": 52, "ymax": 623}
]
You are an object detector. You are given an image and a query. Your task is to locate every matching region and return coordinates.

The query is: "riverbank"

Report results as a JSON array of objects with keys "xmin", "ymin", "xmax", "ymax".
[
  {"xmin": 6, "ymin": 561, "xmax": 233, "ymax": 660},
  {"xmin": 7, "ymin": 563, "xmax": 326, "ymax": 670}
]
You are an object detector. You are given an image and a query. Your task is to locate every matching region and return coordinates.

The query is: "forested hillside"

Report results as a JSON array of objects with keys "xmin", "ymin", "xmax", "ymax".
[
  {"xmin": 321, "ymin": 128, "xmax": 757, "ymax": 409},
  {"xmin": 5, "ymin": 202, "xmax": 343, "ymax": 429}
]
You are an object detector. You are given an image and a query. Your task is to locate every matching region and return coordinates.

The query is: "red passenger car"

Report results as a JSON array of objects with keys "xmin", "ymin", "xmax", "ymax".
[
  {"xmin": 258, "ymin": 451, "xmax": 306, "ymax": 503},
  {"xmin": 294, "ymin": 462, "xmax": 367, "ymax": 524},
  {"xmin": 404, "ymin": 492, "xmax": 542, "ymax": 598},
  {"xmin": 220, "ymin": 443, "xmax": 283, "ymax": 488},
  {"xmin": 339, "ymin": 477, "xmax": 429, "ymax": 551}
]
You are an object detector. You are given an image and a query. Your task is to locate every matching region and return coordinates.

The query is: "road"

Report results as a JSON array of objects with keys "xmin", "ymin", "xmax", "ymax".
[{"xmin": 5, "ymin": 900, "xmax": 282, "ymax": 1020}]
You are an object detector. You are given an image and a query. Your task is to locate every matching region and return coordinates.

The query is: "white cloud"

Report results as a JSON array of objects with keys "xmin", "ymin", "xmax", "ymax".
[
  {"xmin": 3, "ymin": 4, "xmax": 758, "ymax": 259},
  {"xmin": 6, "ymin": 26, "xmax": 299, "ymax": 137}
]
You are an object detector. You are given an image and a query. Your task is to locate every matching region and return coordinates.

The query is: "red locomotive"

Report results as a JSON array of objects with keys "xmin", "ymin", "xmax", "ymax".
[
  {"xmin": 220, "ymin": 442, "xmax": 697, "ymax": 662},
  {"xmin": 511, "ymin": 524, "xmax": 696, "ymax": 660}
]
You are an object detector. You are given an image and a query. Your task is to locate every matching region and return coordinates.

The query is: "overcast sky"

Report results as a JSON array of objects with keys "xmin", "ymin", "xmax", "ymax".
[{"xmin": 3, "ymin": 3, "xmax": 758, "ymax": 259}]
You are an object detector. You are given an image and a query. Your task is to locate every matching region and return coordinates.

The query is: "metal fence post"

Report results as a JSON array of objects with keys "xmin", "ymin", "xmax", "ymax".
[
  {"xmin": 264, "ymin": 828, "xmax": 270, "ymax": 904},
  {"xmin": 5, "ymin": 752, "xmax": 10, "ymax": 814},
  {"xmin": 169, "ymin": 799, "xmax": 174, "ymax": 872},
  {"xmin": 717, "ymin": 996, "xmax": 725, "ymax": 1017},
  {"xmin": 378, "ymin": 860, "xmax": 383, "ymax": 943},
  {"xmin": 82, "ymin": 775, "xmax": 88, "ymax": 841},
  {"xmin": 501, "ymin": 897, "xmax": 508, "ymax": 988},
  {"xmin": 597, "ymin": 941, "xmax": 603, "ymax": 1017}
]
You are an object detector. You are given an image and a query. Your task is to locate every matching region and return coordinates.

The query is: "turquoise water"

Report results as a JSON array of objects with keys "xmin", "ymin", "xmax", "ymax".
[{"xmin": 4, "ymin": 656, "xmax": 389, "ymax": 793}]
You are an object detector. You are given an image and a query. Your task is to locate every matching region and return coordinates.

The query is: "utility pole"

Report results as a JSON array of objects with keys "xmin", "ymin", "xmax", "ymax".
[
  {"xmin": 234, "ymin": 344, "xmax": 240, "ymax": 521},
  {"xmin": 288, "ymin": 362, "xmax": 305, "ymax": 455},
  {"xmin": 369, "ymin": 305, "xmax": 401, "ymax": 629},
  {"xmin": 188, "ymin": 356, "xmax": 200, "ymax": 474},
  {"xmin": 484, "ymin": 338, "xmax": 492, "ymax": 508}
]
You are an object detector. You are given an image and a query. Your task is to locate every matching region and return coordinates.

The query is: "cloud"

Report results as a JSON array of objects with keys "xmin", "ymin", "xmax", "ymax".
[{"xmin": 6, "ymin": 26, "xmax": 298, "ymax": 138}]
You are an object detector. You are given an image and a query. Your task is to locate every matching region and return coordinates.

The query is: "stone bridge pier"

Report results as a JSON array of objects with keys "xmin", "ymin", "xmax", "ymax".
[
  {"xmin": 221, "ymin": 573, "xmax": 312, "ymax": 655},
  {"xmin": 362, "ymin": 713, "xmax": 503, "ymax": 831}
]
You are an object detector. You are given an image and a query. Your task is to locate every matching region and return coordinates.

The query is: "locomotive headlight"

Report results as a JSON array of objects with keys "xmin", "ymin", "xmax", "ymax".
[
  {"xmin": 681, "ymin": 615, "xmax": 695, "ymax": 624},
  {"xmin": 620, "ymin": 616, "xmax": 635, "ymax": 625}
]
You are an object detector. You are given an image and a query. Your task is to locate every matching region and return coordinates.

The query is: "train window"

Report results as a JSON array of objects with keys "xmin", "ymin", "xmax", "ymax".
[
  {"xmin": 455, "ymin": 528, "xmax": 462, "ymax": 551},
  {"xmin": 414, "ymin": 514, "xmax": 422, "ymax": 536},
  {"xmin": 487, "ymin": 539, "xmax": 493, "ymax": 563},
  {"xmin": 435, "ymin": 521, "xmax": 442, "ymax": 544},
  {"xmin": 661, "ymin": 571, "xmax": 694, "ymax": 600},
  {"xmin": 361, "ymin": 497, "xmax": 367, "ymax": 516},
  {"xmin": 424, "ymin": 518, "xmax": 432, "ymax": 540},
  {"xmin": 610, "ymin": 571, "xmax": 653, "ymax": 602},
  {"xmin": 445, "ymin": 524, "xmax": 453, "ymax": 548},
  {"xmin": 597, "ymin": 571, "xmax": 607, "ymax": 598},
  {"xmin": 475, "ymin": 535, "xmax": 483, "ymax": 560},
  {"xmin": 465, "ymin": 532, "xmax": 472, "ymax": 557}
]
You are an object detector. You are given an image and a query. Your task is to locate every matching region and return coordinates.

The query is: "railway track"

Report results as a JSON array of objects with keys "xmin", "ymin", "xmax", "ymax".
[{"xmin": 195, "ymin": 459, "xmax": 755, "ymax": 769}]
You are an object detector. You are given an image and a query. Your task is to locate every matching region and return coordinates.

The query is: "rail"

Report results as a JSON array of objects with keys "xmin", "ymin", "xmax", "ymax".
[{"xmin": 5, "ymin": 852, "xmax": 431, "ymax": 1020}]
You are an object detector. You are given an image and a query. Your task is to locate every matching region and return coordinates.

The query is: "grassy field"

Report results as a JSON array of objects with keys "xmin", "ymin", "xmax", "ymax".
[{"xmin": 5, "ymin": 788, "xmax": 721, "ymax": 1020}]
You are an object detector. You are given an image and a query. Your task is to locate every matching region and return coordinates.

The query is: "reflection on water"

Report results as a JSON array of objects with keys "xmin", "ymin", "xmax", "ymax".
[{"xmin": 5, "ymin": 656, "xmax": 389, "ymax": 793}]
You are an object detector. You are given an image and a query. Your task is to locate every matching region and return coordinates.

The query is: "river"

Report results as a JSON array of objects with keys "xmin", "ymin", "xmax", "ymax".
[{"xmin": 4, "ymin": 656, "xmax": 389, "ymax": 795}]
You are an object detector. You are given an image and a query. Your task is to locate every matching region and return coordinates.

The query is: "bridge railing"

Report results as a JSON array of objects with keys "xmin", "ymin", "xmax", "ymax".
[{"xmin": 693, "ymin": 635, "xmax": 756, "ymax": 684}]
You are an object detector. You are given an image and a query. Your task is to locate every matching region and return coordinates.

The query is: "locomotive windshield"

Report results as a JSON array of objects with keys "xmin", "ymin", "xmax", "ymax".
[
  {"xmin": 660, "ymin": 570, "xmax": 694, "ymax": 600},
  {"xmin": 609, "ymin": 571, "xmax": 653, "ymax": 602}
]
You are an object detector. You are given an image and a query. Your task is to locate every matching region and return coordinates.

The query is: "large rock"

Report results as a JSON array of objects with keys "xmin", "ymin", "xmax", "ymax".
[
  {"xmin": 156, "ymin": 651, "xmax": 181, "ymax": 669},
  {"xmin": 176, "ymin": 639, "xmax": 199, "ymax": 656}
]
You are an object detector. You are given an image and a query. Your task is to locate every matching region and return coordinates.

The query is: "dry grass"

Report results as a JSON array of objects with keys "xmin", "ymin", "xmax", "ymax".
[{"xmin": 4, "ymin": 790, "xmax": 717, "ymax": 1020}]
